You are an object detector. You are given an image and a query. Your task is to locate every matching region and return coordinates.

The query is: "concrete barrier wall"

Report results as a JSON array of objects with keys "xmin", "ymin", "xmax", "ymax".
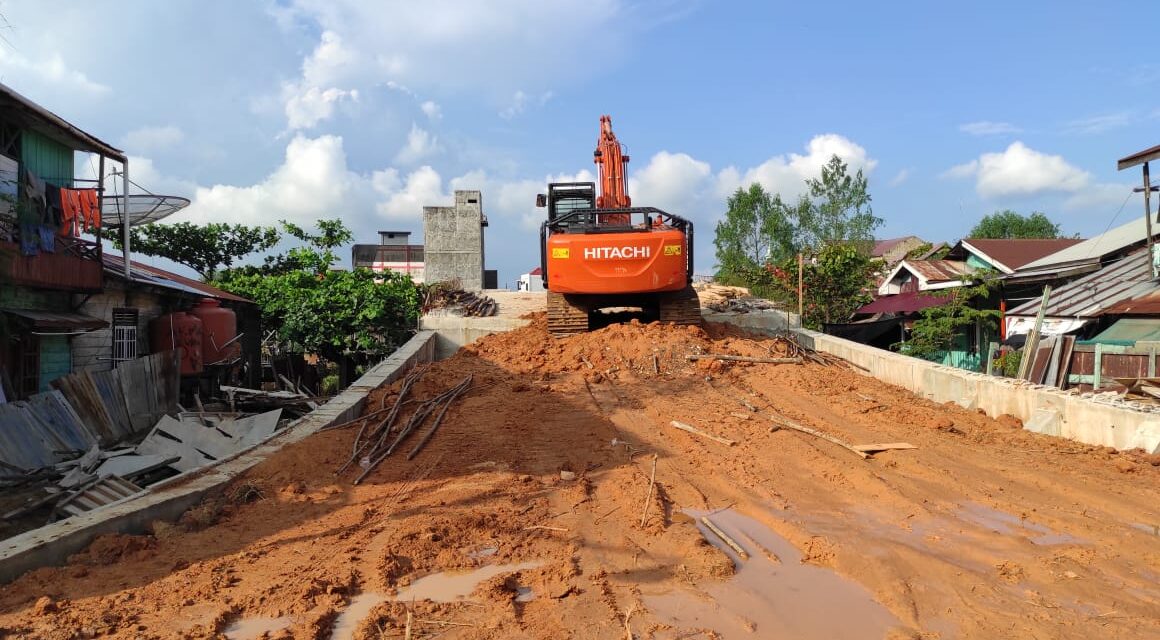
[
  {"xmin": 702, "ymin": 309, "xmax": 1160, "ymax": 455},
  {"xmin": 792, "ymin": 327, "xmax": 1160, "ymax": 455},
  {"xmin": 419, "ymin": 315, "xmax": 531, "ymax": 360},
  {"xmin": 0, "ymin": 331, "xmax": 437, "ymax": 585}
]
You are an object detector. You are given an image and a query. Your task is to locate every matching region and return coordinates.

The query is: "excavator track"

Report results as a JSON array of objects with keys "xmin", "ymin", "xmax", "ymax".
[
  {"xmin": 547, "ymin": 291, "xmax": 590, "ymax": 336},
  {"xmin": 658, "ymin": 286, "xmax": 702, "ymax": 326}
]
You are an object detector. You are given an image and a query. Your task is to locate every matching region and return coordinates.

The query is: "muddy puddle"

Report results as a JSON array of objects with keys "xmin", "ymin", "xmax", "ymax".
[
  {"xmin": 958, "ymin": 502, "xmax": 1087, "ymax": 545},
  {"xmin": 222, "ymin": 616, "xmax": 293, "ymax": 639},
  {"xmin": 642, "ymin": 509, "xmax": 900, "ymax": 639},
  {"xmin": 393, "ymin": 560, "xmax": 543, "ymax": 602}
]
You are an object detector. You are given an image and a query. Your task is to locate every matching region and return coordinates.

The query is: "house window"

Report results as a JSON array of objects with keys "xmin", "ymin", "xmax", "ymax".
[{"xmin": 112, "ymin": 308, "xmax": 139, "ymax": 364}]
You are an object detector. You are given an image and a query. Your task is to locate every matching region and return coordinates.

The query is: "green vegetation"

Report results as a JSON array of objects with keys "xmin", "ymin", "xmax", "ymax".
[
  {"xmin": 713, "ymin": 155, "xmax": 881, "ymax": 329},
  {"xmin": 103, "ymin": 221, "xmax": 280, "ymax": 280},
  {"xmin": 968, "ymin": 210, "xmax": 1062, "ymax": 239}
]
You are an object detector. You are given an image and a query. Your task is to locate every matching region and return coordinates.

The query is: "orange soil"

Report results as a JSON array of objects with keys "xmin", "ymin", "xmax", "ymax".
[{"xmin": 1, "ymin": 315, "xmax": 1159, "ymax": 639}]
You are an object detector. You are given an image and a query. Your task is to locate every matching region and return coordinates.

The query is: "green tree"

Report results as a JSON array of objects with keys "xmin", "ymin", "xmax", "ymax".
[
  {"xmin": 899, "ymin": 278, "xmax": 1002, "ymax": 364},
  {"xmin": 102, "ymin": 222, "xmax": 280, "ymax": 280},
  {"xmin": 713, "ymin": 183, "xmax": 794, "ymax": 283},
  {"xmin": 214, "ymin": 220, "xmax": 420, "ymax": 360},
  {"xmin": 968, "ymin": 210, "xmax": 1061, "ymax": 239},
  {"xmin": 764, "ymin": 243, "xmax": 877, "ymax": 328},
  {"xmin": 797, "ymin": 155, "xmax": 880, "ymax": 251}
]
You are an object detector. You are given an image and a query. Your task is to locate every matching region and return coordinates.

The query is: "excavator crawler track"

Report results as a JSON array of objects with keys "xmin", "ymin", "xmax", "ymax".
[
  {"xmin": 547, "ymin": 291, "xmax": 590, "ymax": 336},
  {"xmin": 658, "ymin": 286, "xmax": 702, "ymax": 326}
]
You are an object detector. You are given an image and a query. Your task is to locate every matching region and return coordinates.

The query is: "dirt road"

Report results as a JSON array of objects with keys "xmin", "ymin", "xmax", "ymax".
[{"xmin": 2, "ymin": 317, "xmax": 1159, "ymax": 639}]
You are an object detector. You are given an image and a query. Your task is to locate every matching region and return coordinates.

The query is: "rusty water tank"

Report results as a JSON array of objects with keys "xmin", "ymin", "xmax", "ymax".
[
  {"xmin": 189, "ymin": 298, "xmax": 238, "ymax": 365},
  {"xmin": 150, "ymin": 312, "xmax": 203, "ymax": 375}
]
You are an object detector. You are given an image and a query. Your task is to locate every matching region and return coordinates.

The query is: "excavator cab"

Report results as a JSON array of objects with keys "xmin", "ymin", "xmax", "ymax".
[{"xmin": 538, "ymin": 182, "xmax": 597, "ymax": 229}]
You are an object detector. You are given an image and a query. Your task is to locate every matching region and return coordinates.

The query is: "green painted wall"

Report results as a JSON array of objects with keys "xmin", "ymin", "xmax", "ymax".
[
  {"xmin": 20, "ymin": 130, "xmax": 74, "ymax": 183},
  {"xmin": 38, "ymin": 334, "xmax": 71, "ymax": 391},
  {"xmin": 966, "ymin": 253, "xmax": 991, "ymax": 271},
  {"xmin": 0, "ymin": 286, "xmax": 69, "ymax": 311}
]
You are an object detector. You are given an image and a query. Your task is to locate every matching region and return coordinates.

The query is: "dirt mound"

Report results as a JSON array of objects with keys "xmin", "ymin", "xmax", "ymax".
[{"xmin": 2, "ymin": 318, "xmax": 1159, "ymax": 639}]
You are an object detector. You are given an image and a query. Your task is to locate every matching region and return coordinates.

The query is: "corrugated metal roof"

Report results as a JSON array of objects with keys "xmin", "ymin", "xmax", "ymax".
[
  {"xmin": 958, "ymin": 238, "xmax": 1084, "ymax": 272},
  {"xmin": 102, "ymin": 254, "xmax": 252, "ymax": 304},
  {"xmin": 0, "ymin": 309, "xmax": 108, "ymax": 331},
  {"xmin": 1089, "ymin": 318, "xmax": 1160, "ymax": 343},
  {"xmin": 1007, "ymin": 249, "xmax": 1159, "ymax": 318},
  {"xmin": 906, "ymin": 259, "xmax": 971, "ymax": 282},
  {"xmin": 0, "ymin": 82, "xmax": 125, "ymax": 162},
  {"xmin": 1019, "ymin": 216, "xmax": 1148, "ymax": 271}
]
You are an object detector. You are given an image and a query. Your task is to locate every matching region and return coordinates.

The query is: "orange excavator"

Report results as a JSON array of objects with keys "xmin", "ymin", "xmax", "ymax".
[{"xmin": 537, "ymin": 115, "xmax": 700, "ymax": 335}]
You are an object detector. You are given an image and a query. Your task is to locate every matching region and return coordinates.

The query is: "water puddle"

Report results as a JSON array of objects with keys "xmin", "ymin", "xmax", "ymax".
[
  {"xmin": 643, "ymin": 509, "xmax": 900, "ymax": 639},
  {"xmin": 222, "ymin": 616, "xmax": 293, "ymax": 640},
  {"xmin": 393, "ymin": 561, "xmax": 543, "ymax": 602},
  {"xmin": 958, "ymin": 502, "xmax": 1087, "ymax": 546},
  {"xmin": 329, "ymin": 593, "xmax": 386, "ymax": 640},
  {"xmin": 1131, "ymin": 522, "xmax": 1159, "ymax": 536},
  {"xmin": 467, "ymin": 545, "xmax": 499, "ymax": 558}
]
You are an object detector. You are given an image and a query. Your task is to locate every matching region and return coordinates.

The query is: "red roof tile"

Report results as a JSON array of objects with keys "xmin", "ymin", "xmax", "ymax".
[{"xmin": 961, "ymin": 238, "xmax": 1084, "ymax": 271}]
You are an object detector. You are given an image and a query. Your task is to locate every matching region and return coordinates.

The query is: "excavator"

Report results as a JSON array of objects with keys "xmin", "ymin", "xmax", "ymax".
[{"xmin": 537, "ymin": 115, "xmax": 700, "ymax": 335}]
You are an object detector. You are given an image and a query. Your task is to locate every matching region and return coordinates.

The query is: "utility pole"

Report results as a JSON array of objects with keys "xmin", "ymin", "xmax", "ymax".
[{"xmin": 797, "ymin": 252, "xmax": 804, "ymax": 327}]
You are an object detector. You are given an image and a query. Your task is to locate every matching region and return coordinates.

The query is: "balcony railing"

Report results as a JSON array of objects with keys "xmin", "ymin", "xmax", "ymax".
[{"xmin": 0, "ymin": 212, "xmax": 103, "ymax": 292}]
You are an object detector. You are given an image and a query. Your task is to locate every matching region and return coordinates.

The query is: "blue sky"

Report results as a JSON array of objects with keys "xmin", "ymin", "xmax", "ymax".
[{"xmin": 0, "ymin": 1, "xmax": 1154, "ymax": 285}]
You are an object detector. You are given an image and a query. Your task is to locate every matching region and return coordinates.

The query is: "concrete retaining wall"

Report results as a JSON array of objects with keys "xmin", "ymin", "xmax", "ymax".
[
  {"xmin": 703, "ymin": 310, "xmax": 1160, "ymax": 455},
  {"xmin": 419, "ymin": 314, "xmax": 531, "ymax": 360},
  {"xmin": 0, "ymin": 331, "xmax": 437, "ymax": 585},
  {"xmin": 793, "ymin": 328, "xmax": 1160, "ymax": 454}
]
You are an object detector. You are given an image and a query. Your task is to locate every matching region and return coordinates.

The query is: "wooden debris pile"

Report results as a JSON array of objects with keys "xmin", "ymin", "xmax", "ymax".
[
  {"xmin": 422, "ymin": 281, "xmax": 498, "ymax": 317},
  {"xmin": 768, "ymin": 330, "xmax": 861, "ymax": 369},
  {"xmin": 332, "ymin": 366, "xmax": 472, "ymax": 483}
]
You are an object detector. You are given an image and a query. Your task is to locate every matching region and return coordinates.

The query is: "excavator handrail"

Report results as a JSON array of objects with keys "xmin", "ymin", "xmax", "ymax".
[{"xmin": 540, "ymin": 207, "xmax": 694, "ymax": 287}]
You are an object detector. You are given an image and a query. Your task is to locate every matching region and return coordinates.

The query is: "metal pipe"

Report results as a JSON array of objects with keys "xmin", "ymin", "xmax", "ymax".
[
  {"xmin": 1145, "ymin": 162, "xmax": 1154, "ymax": 279},
  {"xmin": 121, "ymin": 160, "xmax": 131, "ymax": 279}
]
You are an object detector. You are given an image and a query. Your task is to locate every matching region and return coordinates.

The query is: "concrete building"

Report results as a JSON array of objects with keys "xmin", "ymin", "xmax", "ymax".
[
  {"xmin": 351, "ymin": 230, "xmax": 425, "ymax": 283},
  {"xmin": 423, "ymin": 190, "xmax": 488, "ymax": 290}
]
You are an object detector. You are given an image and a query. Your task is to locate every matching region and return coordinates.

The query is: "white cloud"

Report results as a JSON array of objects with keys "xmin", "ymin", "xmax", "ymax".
[
  {"xmin": 274, "ymin": 0, "xmax": 626, "ymax": 116},
  {"xmin": 180, "ymin": 135, "xmax": 374, "ymax": 228},
  {"xmin": 943, "ymin": 141, "xmax": 1091, "ymax": 198},
  {"xmin": 283, "ymin": 85, "xmax": 359, "ymax": 130},
  {"xmin": 629, "ymin": 151, "xmax": 712, "ymax": 213},
  {"xmin": 122, "ymin": 126, "xmax": 185, "ymax": 154},
  {"xmin": 888, "ymin": 168, "xmax": 910, "ymax": 187},
  {"xmin": 959, "ymin": 121, "xmax": 1022, "ymax": 136},
  {"xmin": 393, "ymin": 123, "xmax": 441, "ymax": 165},
  {"xmin": 372, "ymin": 165, "xmax": 447, "ymax": 219},
  {"xmin": 499, "ymin": 90, "xmax": 553, "ymax": 119},
  {"xmin": 1063, "ymin": 112, "xmax": 1134, "ymax": 135},
  {"xmin": 0, "ymin": 47, "xmax": 110, "ymax": 96},
  {"xmin": 421, "ymin": 100, "xmax": 442, "ymax": 121},
  {"xmin": 716, "ymin": 134, "xmax": 876, "ymax": 200}
]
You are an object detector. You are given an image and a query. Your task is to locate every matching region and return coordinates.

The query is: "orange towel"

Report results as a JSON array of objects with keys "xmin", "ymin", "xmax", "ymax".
[
  {"xmin": 60, "ymin": 187, "xmax": 78, "ymax": 236},
  {"xmin": 83, "ymin": 189, "xmax": 100, "ymax": 229}
]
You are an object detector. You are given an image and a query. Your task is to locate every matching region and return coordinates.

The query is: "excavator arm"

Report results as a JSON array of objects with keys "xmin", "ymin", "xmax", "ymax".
[{"xmin": 593, "ymin": 115, "xmax": 631, "ymax": 223}]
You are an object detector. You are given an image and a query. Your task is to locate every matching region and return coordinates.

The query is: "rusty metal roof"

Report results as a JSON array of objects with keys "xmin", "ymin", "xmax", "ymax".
[
  {"xmin": 1007, "ymin": 249, "xmax": 1160, "ymax": 318},
  {"xmin": 102, "ymin": 254, "xmax": 252, "ymax": 304},
  {"xmin": 905, "ymin": 259, "xmax": 971, "ymax": 283}
]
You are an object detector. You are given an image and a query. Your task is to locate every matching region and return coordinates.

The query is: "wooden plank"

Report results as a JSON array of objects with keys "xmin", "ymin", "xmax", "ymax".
[
  {"xmin": 985, "ymin": 341, "xmax": 999, "ymax": 376},
  {"xmin": 1094, "ymin": 343, "xmax": 1103, "ymax": 391},
  {"xmin": 1044, "ymin": 337, "xmax": 1063, "ymax": 387},
  {"xmin": 1018, "ymin": 285, "xmax": 1052, "ymax": 380},
  {"xmin": 669, "ymin": 420, "xmax": 736, "ymax": 446},
  {"xmin": 851, "ymin": 442, "xmax": 918, "ymax": 453},
  {"xmin": 52, "ymin": 373, "xmax": 118, "ymax": 444},
  {"xmin": 1056, "ymin": 336, "xmax": 1076, "ymax": 389},
  {"xmin": 1028, "ymin": 337, "xmax": 1055, "ymax": 385}
]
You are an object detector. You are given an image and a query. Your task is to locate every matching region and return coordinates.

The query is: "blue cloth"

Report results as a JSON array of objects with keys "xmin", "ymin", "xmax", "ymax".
[
  {"xmin": 38, "ymin": 225, "xmax": 55, "ymax": 253},
  {"xmin": 18, "ymin": 223, "xmax": 38, "ymax": 256}
]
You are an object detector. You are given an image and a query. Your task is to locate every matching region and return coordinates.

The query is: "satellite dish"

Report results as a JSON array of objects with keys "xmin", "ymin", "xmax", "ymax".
[{"xmin": 101, "ymin": 194, "xmax": 191, "ymax": 227}]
